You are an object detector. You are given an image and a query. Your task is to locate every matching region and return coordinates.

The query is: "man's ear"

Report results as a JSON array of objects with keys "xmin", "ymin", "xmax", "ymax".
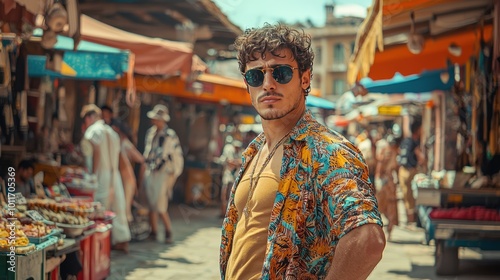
[{"xmin": 301, "ymin": 69, "xmax": 311, "ymax": 92}]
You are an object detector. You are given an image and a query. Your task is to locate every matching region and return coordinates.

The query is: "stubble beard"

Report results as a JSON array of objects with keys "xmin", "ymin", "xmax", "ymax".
[{"xmin": 258, "ymin": 94, "xmax": 303, "ymax": 121}]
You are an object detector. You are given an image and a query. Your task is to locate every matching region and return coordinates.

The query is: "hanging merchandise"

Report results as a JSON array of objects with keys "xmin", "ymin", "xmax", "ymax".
[
  {"xmin": 20, "ymin": 90, "xmax": 28, "ymax": 131},
  {"xmin": 0, "ymin": 43, "xmax": 12, "ymax": 97},
  {"xmin": 489, "ymin": 88, "xmax": 500, "ymax": 155},
  {"xmin": 3, "ymin": 103, "xmax": 14, "ymax": 139},
  {"xmin": 58, "ymin": 86, "xmax": 68, "ymax": 122}
]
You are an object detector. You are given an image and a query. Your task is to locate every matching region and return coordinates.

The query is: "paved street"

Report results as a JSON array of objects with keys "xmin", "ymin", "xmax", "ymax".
[{"xmin": 109, "ymin": 202, "xmax": 500, "ymax": 280}]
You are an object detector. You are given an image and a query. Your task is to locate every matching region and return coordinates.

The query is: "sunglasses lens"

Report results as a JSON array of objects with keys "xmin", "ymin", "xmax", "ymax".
[
  {"xmin": 273, "ymin": 66, "xmax": 294, "ymax": 84},
  {"xmin": 245, "ymin": 70, "xmax": 264, "ymax": 87}
]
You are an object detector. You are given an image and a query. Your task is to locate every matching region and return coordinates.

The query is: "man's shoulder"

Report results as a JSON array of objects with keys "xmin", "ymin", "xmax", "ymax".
[{"xmin": 166, "ymin": 128, "xmax": 177, "ymax": 137}]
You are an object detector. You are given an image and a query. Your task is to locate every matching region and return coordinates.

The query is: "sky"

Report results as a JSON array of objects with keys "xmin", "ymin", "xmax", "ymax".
[{"xmin": 213, "ymin": 0, "xmax": 373, "ymax": 29}]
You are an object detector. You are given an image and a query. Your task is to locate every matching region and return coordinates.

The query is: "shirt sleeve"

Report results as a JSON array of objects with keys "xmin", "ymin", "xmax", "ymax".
[
  {"xmin": 85, "ymin": 127, "xmax": 103, "ymax": 145},
  {"xmin": 320, "ymin": 143, "xmax": 383, "ymax": 241}
]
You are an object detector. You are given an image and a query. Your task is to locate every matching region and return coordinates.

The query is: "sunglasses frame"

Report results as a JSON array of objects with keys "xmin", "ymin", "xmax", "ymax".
[{"xmin": 242, "ymin": 65, "xmax": 299, "ymax": 87}]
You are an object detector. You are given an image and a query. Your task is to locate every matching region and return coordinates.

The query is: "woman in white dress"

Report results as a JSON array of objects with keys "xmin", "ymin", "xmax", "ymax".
[{"xmin": 111, "ymin": 120, "xmax": 145, "ymax": 222}]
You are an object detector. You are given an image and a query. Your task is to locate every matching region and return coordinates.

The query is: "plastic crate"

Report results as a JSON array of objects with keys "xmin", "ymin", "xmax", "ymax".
[
  {"xmin": 76, "ymin": 234, "xmax": 93, "ymax": 280},
  {"xmin": 28, "ymin": 228, "xmax": 63, "ymax": 245},
  {"xmin": 90, "ymin": 224, "xmax": 112, "ymax": 280}
]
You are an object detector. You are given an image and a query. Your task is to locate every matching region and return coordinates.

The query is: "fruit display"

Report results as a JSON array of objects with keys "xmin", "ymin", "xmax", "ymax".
[
  {"xmin": 0, "ymin": 219, "xmax": 33, "ymax": 253},
  {"xmin": 430, "ymin": 206, "xmax": 500, "ymax": 221},
  {"xmin": 20, "ymin": 220, "xmax": 58, "ymax": 238},
  {"xmin": 27, "ymin": 198, "xmax": 94, "ymax": 225}
]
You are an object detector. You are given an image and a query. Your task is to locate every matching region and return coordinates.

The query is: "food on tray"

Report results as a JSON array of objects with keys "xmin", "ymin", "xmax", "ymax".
[
  {"xmin": 0, "ymin": 236, "xmax": 29, "ymax": 248},
  {"xmin": 21, "ymin": 221, "xmax": 56, "ymax": 237},
  {"xmin": 14, "ymin": 236, "xmax": 29, "ymax": 246},
  {"xmin": 0, "ymin": 229, "xmax": 8, "ymax": 238},
  {"xmin": 26, "ymin": 198, "xmax": 93, "ymax": 225},
  {"xmin": 15, "ymin": 244, "xmax": 36, "ymax": 254},
  {"xmin": 36, "ymin": 208, "xmax": 90, "ymax": 225}
]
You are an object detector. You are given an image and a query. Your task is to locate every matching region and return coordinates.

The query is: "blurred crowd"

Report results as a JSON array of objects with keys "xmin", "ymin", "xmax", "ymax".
[{"xmin": 350, "ymin": 119, "xmax": 425, "ymax": 239}]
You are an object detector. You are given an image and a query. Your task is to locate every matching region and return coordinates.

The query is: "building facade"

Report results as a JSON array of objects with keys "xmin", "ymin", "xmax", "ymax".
[{"xmin": 305, "ymin": 4, "xmax": 363, "ymax": 100}]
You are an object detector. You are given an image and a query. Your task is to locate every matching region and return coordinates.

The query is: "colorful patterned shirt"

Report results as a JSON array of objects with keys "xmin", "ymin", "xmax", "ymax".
[{"xmin": 220, "ymin": 111, "xmax": 383, "ymax": 279}]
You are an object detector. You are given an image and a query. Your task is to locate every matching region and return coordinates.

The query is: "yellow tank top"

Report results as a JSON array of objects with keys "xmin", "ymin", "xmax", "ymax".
[{"xmin": 225, "ymin": 144, "xmax": 283, "ymax": 279}]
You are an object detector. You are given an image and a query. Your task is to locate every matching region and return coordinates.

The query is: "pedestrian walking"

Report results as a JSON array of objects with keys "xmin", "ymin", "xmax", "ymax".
[
  {"xmin": 220, "ymin": 23, "xmax": 385, "ymax": 279},
  {"xmin": 375, "ymin": 135, "xmax": 400, "ymax": 240},
  {"xmin": 80, "ymin": 104, "xmax": 131, "ymax": 253},
  {"xmin": 397, "ymin": 119, "xmax": 425, "ymax": 225},
  {"xmin": 111, "ymin": 119, "xmax": 145, "ymax": 223},
  {"xmin": 143, "ymin": 104, "xmax": 184, "ymax": 244}
]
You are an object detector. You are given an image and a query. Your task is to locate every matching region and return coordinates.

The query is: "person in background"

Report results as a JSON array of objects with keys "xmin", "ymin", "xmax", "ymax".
[
  {"xmin": 397, "ymin": 119, "xmax": 425, "ymax": 225},
  {"xmin": 80, "ymin": 104, "xmax": 131, "ymax": 253},
  {"xmin": 336, "ymin": 81, "xmax": 368, "ymax": 115},
  {"xmin": 143, "ymin": 104, "xmax": 183, "ymax": 244},
  {"xmin": 220, "ymin": 23, "xmax": 385, "ymax": 279},
  {"xmin": 111, "ymin": 119, "xmax": 145, "ymax": 223},
  {"xmin": 375, "ymin": 135, "xmax": 400, "ymax": 240},
  {"xmin": 356, "ymin": 130, "xmax": 376, "ymax": 183},
  {"xmin": 100, "ymin": 105, "xmax": 114, "ymax": 125},
  {"xmin": 219, "ymin": 135, "xmax": 243, "ymax": 217},
  {"xmin": 15, "ymin": 159, "xmax": 35, "ymax": 198}
]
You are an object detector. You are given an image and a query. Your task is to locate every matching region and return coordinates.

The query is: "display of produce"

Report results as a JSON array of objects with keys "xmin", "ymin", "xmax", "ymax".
[
  {"xmin": 0, "ymin": 219, "xmax": 34, "ymax": 254},
  {"xmin": 27, "ymin": 198, "xmax": 95, "ymax": 225},
  {"xmin": 430, "ymin": 206, "xmax": 500, "ymax": 221}
]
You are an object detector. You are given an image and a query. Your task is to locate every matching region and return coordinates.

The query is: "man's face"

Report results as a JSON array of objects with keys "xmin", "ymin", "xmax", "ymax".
[
  {"xmin": 20, "ymin": 168, "xmax": 33, "ymax": 181},
  {"xmin": 244, "ymin": 49, "xmax": 310, "ymax": 121},
  {"xmin": 151, "ymin": 118, "xmax": 164, "ymax": 128},
  {"xmin": 102, "ymin": 110, "xmax": 112, "ymax": 124}
]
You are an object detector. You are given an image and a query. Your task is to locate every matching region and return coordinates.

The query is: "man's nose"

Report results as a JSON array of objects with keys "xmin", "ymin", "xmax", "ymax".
[{"xmin": 262, "ymin": 70, "xmax": 277, "ymax": 91}]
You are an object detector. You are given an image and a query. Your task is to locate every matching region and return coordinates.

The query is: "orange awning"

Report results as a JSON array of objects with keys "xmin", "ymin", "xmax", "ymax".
[
  {"xmin": 369, "ymin": 24, "xmax": 492, "ymax": 80},
  {"xmin": 102, "ymin": 73, "xmax": 252, "ymax": 106},
  {"xmin": 348, "ymin": 0, "xmax": 494, "ymax": 83}
]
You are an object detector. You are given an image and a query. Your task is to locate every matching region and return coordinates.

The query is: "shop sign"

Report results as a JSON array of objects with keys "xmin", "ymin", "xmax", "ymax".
[
  {"xmin": 26, "ymin": 210, "xmax": 46, "ymax": 222},
  {"xmin": 378, "ymin": 105, "xmax": 402, "ymax": 116}
]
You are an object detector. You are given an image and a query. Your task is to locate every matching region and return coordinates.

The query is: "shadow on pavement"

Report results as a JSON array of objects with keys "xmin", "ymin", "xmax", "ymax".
[
  {"xmin": 388, "ymin": 260, "xmax": 500, "ymax": 280},
  {"xmin": 109, "ymin": 203, "xmax": 223, "ymax": 279}
]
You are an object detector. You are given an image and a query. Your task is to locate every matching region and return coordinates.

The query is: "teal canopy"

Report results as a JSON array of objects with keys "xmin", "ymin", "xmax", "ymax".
[
  {"xmin": 306, "ymin": 95, "xmax": 335, "ymax": 110},
  {"xmin": 27, "ymin": 30, "xmax": 129, "ymax": 80},
  {"xmin": 359, "ymin": 67, "xmax": 454, "ymax": 94}
]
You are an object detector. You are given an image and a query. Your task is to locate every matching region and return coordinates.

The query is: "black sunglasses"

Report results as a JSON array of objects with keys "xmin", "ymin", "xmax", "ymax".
[{"xmin": 243, "ymin": 65, "xmax": 299, "ymax": 87}]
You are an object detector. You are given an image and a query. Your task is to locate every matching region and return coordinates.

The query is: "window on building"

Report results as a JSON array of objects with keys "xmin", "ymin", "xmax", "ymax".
[
  {"xmin": 313, "ymin": 74, "xmax": 321, "ymax": 89},
  {"xmin": 333, "ymin": 79, "xmax": 345, "ymax": 95},
  {"xmin": 333, "ymin": 43, "xmax": 345, "ymax": 65},
  {"xmin": 315, "ymin": 47, "xmax": 322, "ymax": 64}
]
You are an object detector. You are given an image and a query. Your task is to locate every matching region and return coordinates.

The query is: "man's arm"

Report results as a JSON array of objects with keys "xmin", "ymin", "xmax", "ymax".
[{"xmin": 326, "ymin": 224, "xmax": 385, "ymax": 280}]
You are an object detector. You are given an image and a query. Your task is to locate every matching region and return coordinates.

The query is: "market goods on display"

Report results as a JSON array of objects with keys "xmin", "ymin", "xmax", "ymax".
[
  {"xmin": 430, "ymin": 206, "xmax": 500, "ymax": 221},
  {"xmin": 0, "ymin": 219, "xmax": 35, "ymax": 254},
  {"xmin": 27, "ymin": 198, "xmax": 94, "ymax": 225}
]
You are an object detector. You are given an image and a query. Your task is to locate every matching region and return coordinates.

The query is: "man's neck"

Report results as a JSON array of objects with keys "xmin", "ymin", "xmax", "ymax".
[{"xmin": 261, "ymin": 109, "xmax": 304, "ymax": 148}]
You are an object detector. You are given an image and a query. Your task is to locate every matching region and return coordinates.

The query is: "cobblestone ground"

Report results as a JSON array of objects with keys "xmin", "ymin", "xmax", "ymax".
[{"xmin": 109, "ymin": 201, "xmax": 500, "ymax": 280}]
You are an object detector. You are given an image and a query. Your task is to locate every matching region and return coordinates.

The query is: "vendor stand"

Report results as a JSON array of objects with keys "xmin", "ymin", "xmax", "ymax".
[
  {"xmin": 348, "ymin": 0, "xmax": 500, "ymax": 275},
  {"xmin": 359, "ymin": 63, "xmax": 500, "ymax": 277},
  {"xmin": 0, "ymin": 172, "xmax": 113, "ymax": 280},
  {"xmin": 415, "ymin": 179, "xmax": 500, "ymax": 275}
]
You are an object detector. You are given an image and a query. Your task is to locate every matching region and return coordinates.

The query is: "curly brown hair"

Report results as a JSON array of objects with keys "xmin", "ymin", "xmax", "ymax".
[{"xmin": 233, "ymin": 23, "xmax": 314, "ymax": 75}]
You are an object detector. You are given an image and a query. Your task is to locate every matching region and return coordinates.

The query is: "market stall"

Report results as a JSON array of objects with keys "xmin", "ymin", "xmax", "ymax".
[
  {"xmin": 0, "ymin": 173, "xmax": 113, "ymax": 280},
  {"xmin": 349, "ymin": 0, "xmax": 500, "ymax": 275}
]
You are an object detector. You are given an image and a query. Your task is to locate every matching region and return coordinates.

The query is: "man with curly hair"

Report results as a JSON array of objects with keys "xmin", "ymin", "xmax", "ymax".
[{"xmin": 220, "ymin": 23, "xmax": 385, "ymax": 279}]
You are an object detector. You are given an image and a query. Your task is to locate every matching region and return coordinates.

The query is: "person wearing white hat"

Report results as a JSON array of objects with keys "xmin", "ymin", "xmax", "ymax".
[
  {"xmin": 143, "ymin": 104, "xmax": 183, "ymax": 243},
  {"xmin": 80, "ymin": 104, "xmax": 131, "ymax": 252}
]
